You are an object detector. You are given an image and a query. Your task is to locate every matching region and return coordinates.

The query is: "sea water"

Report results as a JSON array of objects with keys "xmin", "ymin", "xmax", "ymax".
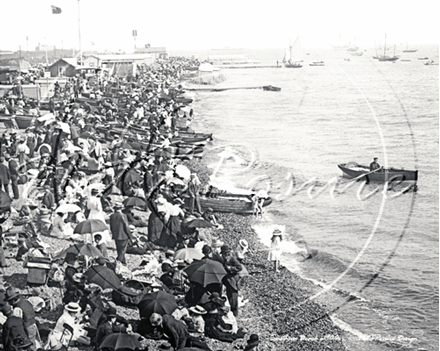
[{"xmin": 170, "ymin": 46, "xmax": 439, "ymax": 350}]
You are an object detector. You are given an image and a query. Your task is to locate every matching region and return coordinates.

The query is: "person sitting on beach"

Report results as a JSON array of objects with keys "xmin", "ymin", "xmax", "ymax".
[
  {"xmin": 93, "ymin": 234, "xmax": 108, "ymax": 259},
  {"xmin": 235, "ymin": 239, "xmax": 248, "ymax": 263},
  {"xmin": 244, "ymin": 334, "xmax": 261, "ymax": 351},
  {"xmin": 202, "ymin": 208, "xmax": 222, "ymax": 228}
]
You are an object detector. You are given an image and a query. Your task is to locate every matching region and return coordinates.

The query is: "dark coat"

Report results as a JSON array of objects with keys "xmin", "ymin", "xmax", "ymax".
[
  {"xmin": 15, "ymin": 298, "xmax": 36, "ymax": 327},
  {"xmin": 109, "ymin": 211, "xmax": 132, "ymax": 241},
  {"xmin": 8, "ymin": 160, "xmax": 19, "ymax": 178},
  {"xmin": 162, "ymin": 314, "xmax": 188, "ymax": 349},
  {"xmin": 222, "ymin": 254, "xmax": 242, "ymax": 291},
  {"xmin": 42, "ymin": 190, "xmax": 55, "ymax": 210},
  {"xmin": 0, "ymin": 163, "xmax": 10, "ymax": 184},
  {"xmin": 2, "ymin": 316, "xmax": 30, "ymax": 351}
]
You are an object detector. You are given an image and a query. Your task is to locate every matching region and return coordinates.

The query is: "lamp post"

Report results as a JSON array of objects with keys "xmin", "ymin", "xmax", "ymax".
[{"xmin": 78, "ymin": 0, "xmax": 82, "ymax": 66}]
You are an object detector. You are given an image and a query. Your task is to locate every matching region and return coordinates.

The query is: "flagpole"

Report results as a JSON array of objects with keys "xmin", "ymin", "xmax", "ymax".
[{"xmin": 78, "ymin": 0, "xmax": 82, "ymax": 66}]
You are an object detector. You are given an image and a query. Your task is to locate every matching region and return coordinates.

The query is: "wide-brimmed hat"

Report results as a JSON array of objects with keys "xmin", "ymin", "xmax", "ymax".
[
  {"xmin": 65, "ymin": 302, "xmax": 81, "ymax": 313},
  {"xmin": 129, "ymin": 225, "xmax": 135, "ymax": 231},
  {"xmin": 211, "ymin": 239, "xmax": 224, "ymax": 248},
  {"xmin": 189, "ymin": 305, "xmax": 207, "ymax": 315},
  {"xmin": 174, "ymin": 259, "xmax": 187, "ymax": 267},
  {"xmin": 5, "ymin": 288, "xmax": 19, "ymax": 301},
  {"xmin": 209, "ymin": 292, "xmax": 226, "ymax": 306},
  {"xmin": 239, "ymin": 239, "xmax": 248, "ymax": 248},
  {"xmin": 113, "ymin": 202, "xmax": 124, "ymax": 209},
  {"xmin": 165, "ymin": 249, "xmax": 175, "ymax": 256},
  {"xmin": 72, "ymin": 273, "xmax": 83, "ymax": 283},
  {"xmin": 58, "ymin": 153, "xmax": 68, "ymax": 163},
  {"xmin": 272, "ymin": 229, "xmax": 282, "ymax": 236}
]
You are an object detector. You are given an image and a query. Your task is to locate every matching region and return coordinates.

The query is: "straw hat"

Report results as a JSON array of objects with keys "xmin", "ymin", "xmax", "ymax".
[
  {"xmin": 211, "ymin": 238, "xmax": 224, "ymax": 248},
  {"xmin": 65, "ymin": 302, "xmax": 81, "ymax": 313},
  {"xmin": 272, "ymin": 229, "xmax": 282, "ymax": 236},
  {"xmin": 239, "ymin": 239, "xmax": 248, "ymax": 249},
  {"xmin": 72, "ymin": 273, "xmax": 83, "ymax": 283},
  {"xmin": 189, "ymin": 305, "xmax": 207, "ymax": 315}
]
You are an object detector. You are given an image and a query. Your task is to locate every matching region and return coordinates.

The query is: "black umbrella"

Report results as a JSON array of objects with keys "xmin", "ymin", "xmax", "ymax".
[
  {"xmin": 123, "ymin": 197, "xmax": 146, "ymax": 208},
  {"xmin": 84, "ymin": 265, "xmax": 121, "ymax": 290},
  {"xmin": 137, "ymin": 290, "xmax": 178, "ymax": 319},
  {"xmin": 123, "ymin": 170, "xmax": 142, "ymax": 183},
  {"xmin": 187, "ymin": 219, "xmax": 213, "ymax": 228},
  {"xmin": 99, "ymin": 333, "xmax": 140, "ymax": 351},
  {"xmin": 185, "ymin": 258, "xmax": 227, "ymax": 287}
]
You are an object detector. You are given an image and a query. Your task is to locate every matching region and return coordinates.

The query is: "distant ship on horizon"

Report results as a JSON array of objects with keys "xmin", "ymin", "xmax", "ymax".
[{"xmin": 211, "ymin": 47, "xmax": 243, "ymax": 50}]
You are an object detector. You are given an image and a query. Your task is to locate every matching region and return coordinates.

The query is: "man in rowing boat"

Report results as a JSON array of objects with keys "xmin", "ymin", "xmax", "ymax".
[{"xmin": 369, "ymin": 157, "xmax": 382, "ymax": 172}]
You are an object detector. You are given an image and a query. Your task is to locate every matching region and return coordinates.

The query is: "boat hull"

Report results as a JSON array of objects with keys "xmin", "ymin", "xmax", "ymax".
[
  {"xmin": 183, "ymin": 193, "xmax": 272, "ymax": 215},
  {"xmin": 14, "ymin": 115, "xmax": 35, "ymax": 129},
  {"xmin": 338, "ymin": 163, "xmax": 418, "ymax": 182}
]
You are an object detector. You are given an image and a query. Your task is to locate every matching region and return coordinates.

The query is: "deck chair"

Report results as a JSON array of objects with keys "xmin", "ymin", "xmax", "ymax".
[{"xmin": 60, "ymin": 323, "xmax": 74, "ymax": 348}]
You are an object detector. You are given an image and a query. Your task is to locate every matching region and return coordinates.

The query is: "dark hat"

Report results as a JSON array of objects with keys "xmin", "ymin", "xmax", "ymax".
[
  {"xmin": 106, "ymin": 307, "xmax": 117, "ymax": 317},
  {"xmin": 91, "ymin": 188, "xmax": 99, "ymax": 195},
  {"xmin": 96, "ymin": 257, "xmax": 108, "ymax": 265},
  {"xmin": 158, "ymin": 342, "xmax": 172, "ymax": 350},
  {"xmin": 202, "ymin": 245, "xmax": 212, "ymax": 255},
  {"xmin": 209, "ymin": 292, "xmax": 226, "ymax": 306},
  {"xmin": 161, "ymin": 262, "xmax": 173, "ymax": 272},
  {"xmin": 5, "ymin": 287, "xmax": 19, "ymax": 301},
  {"xmin": 65, "ymin": 252, "xmax": 78, "ymax": 264},
  {"xmin": 247, "ymin": 334, "xmax": 260, "ymax": 346},
  {"xmin": 12, "ymin": 337, "xmax": 32, "ymax": 349},
  {"xmin": 2, "ymin": 303, "xmax": 12, "ymax": 315},
  {"xmin": 220, "ymin": 245, "xmax": 231, "ymax": 254}
]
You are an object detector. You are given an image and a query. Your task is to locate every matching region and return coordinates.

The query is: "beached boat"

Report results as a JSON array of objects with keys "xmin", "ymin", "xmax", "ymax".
[
  {"xmin": 283, "ymin": 37, "xmax": 303, "ymax": 68},
  {"xmin": 309, "ymin": 61, "xmax": 325, "ymax": 66},
  {"xmin": 14, "ymin": 115, "xmax": 35, "ymax": 129},
  {"xmin": 183, "ymin": 193, "xmax": 272, "ymax": 215},
  {"xmin": 338, "ymin": 162, "xmax": 418, "ymax": 182},
  {"xmin": 424, "ymin": 60, "xmax": 439, "ymax": 65}
]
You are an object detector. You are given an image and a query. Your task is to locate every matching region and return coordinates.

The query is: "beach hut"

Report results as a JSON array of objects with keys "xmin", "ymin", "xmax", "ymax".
[{"xmin": 48, "ymin": 58, "xmax": 78, "ymax": 77}]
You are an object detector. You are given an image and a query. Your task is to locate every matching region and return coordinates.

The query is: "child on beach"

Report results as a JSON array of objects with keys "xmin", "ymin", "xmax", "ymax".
[{"xmin": 268, "ymin": 229, "xmax": 283, "ymax": 272}]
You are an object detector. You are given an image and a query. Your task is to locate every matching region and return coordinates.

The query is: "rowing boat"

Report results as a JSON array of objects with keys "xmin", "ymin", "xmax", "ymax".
[
  {"xmin": 13, "ymin": 115, "xmax": 35, "ymax": 129},
  {"xmin": 183, "ymin": 193, "xmax": 272, "ymax": 215},
  {"xmin": 338, "ymin": 162, "xmax": 418, "ymax": 181}
]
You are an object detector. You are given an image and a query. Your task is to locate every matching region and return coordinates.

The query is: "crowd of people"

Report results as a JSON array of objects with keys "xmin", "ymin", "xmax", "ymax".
[{"xmin": 0, "ymin": 56, "xmax": 265, "ymax": 351}]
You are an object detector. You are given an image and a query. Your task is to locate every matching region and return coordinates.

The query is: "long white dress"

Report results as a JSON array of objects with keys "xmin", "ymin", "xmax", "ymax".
[
  {"xmin": 268, "ymin": 236, "xmax": 282, "ymax": 261},
  {"xmin": 86, "ymin": 196, "xmax": 111, "ymax": 244}
]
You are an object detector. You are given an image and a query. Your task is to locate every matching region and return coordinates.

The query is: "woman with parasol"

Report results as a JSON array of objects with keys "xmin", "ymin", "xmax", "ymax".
[{"xmin": 86, "ymin": 188, "xmax": 111, "ymax": 245}]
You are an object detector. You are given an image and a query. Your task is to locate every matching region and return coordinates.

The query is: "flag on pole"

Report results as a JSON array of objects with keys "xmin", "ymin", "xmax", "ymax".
[{"xmin": 51, "ymin": 5, "xmax": 62, "ymax": 14}]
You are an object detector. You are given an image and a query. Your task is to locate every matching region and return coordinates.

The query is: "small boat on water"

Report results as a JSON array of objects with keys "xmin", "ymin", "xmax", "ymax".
[
  {"xmin": 309, "ymin": 61, "xmax": 325, "ymax": 66},
  {"xmin": 262, "ymin": 85, "xmax": 281, "ymax": 91},
  {"xmin": 182, "ymin": 193, "xmax": 272, "ymax": 215},
  {"xmin": 338, "ymin": 162, "xmax": 418, "ymax": 182},
  {"xmin": 418, "ymin": 57, "xmax": 429, "ymax": 60},
  {"xmin": 283, "ymin": 37, "xmax": 304, "ymax": 68}
]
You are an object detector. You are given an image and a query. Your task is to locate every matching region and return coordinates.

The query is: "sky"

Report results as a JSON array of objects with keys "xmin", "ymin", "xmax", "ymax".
[{"xmin": 2, "ymin": 0, "xmax": 439, "ymax": 53}]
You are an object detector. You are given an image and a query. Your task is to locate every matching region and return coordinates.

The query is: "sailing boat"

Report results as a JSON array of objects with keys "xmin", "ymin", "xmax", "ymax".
[
  {"xmin": 402, "ymin": 40, "xmax": 418, "ymax": 53},
  {"xmin": 283, "ymin": 37, "xmax": 303, "ymax": 68},
  {"xmin": 378, "ymin": 34, "xmax": 399, "ymax": 62}
]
